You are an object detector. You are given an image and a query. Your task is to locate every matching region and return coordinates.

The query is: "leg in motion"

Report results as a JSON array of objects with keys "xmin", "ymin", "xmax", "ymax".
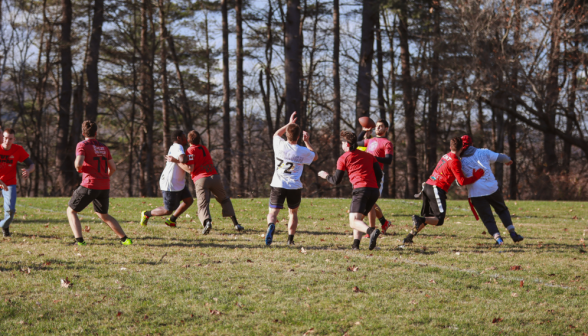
[
  {"xmin": 287, "ymin": 207, "xmax": 299, "ymax": 245},
  {"xmin": 0, "ymin": 186, "xmax": 17, "ymax": 237}
]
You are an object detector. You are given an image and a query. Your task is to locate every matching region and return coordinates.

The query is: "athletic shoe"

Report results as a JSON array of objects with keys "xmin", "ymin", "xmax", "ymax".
[
  {"xmin": 381, "ymin": 220, "xmax": 391, "ymax": 234},
  {"xmin": 402, "ymin": 234, "xmax": 414, "ymax": 244},
  {"xmin": 510, "ymin": 231, "xmax": 524, "ymax": 243},
  {"xmin": 287, "ymin": 240, "xmax": 295, "ymax": 246},
  {"xmin": 412, "ymin": 215, "xmax": 424, "ymax": 231},
  {"xmin": 265, "ymin": 223, "xmax": 275, "ymax": 246},
  {"xmin": 140, "ymin": 211, "xmax": 149, "ymax": 226},
  {"xmin": 164, "ymin": 219, "xmax": 176, "ymax": 227},
  {"xmin": 351, "ymin": 245, "xmax": 359, "ymax": 250},
  {"xmin": 364, "ymin": 228, "xmax": 376, "ymax": 238},
  {"xmin": 368, "ymin": 229, "xmax": 381, "ymax": 251},
  {"xmin": 121, "ymin": 238, "xmax": 133, "ymax": 246},
  {"xmin": 234, "ymin": 224, "xmax": 244, "ymax": 232},
  {"xmin": 495, "ymin": 237, "xmax": 504, "ymax": 246},
  {"xmin": 202, "ymin": 221, "xmax": 212, "ymax": 235},
  {"xmin": 75, "ymin": 241, "xmax": 86, "ymax": 246}
]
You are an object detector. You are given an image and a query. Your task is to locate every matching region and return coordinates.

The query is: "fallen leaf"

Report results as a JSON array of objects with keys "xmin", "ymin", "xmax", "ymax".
[
  {"xmin": 302, "ymin": 328, "xmax": 315, "ymax": 335},
  {"xmin": 429, "ymin": 279, "xmax": 436, "ymax": 284},
  {"xmin": 510, "ymin": 265, "xmax": 522, "ymax": 271},
  {"xmin": 572, "ymin": 216, "xmax": 578, "ymax": 220},
  {"xmin": 83, "ymin": 226, "xmax": 91, "ymax": 232},
  {"xmin": 482, "ymin": 231, "xmax": 486, "ymax": 235},
  {"xmin": 144, "ymin": 315, "xmax": 148, "ymax": 320},
  {"xmin": 520, "ymin": 280, "xmax": 524, "ymax": 287},
  {"xmin": 352, "ymin": 286, "xmax": 364, "ymax": 293},
  {"xmin": 511, "ymin": 293, "xmax": 519, "ymax": 297},
  {"xmin": 246, "ymin": 259, "xmax": 253, "ymax": 263},
  {"xmin": 300, "ymin": 247, "xmax": 307, "ymax": 254},
  {"xmin": 60, "ymin": 278, "xmax": 72, "ymax": 288},
  {"xmin": 492, "ymin": 317, "xmax": 503, "ymax": 323},
  {"xmin": 236, "ymin": 302, "xmax": 244, "ymax": 308},
  {"xmin": 347, "ymin": 265, "xmax": 359, "ymax": 272},
  {"xmin": 117, "ymin": 311, "xmax": 122, "ymax": 317},
  {"xmin": 181, "ymin": 265, "xmax": 190, "ymax": 268},
  {"xmin": 209, "ymin": 309, "xmax": 222, "ymax": 315},
  {"xmin": 355, "ymin": 321, "xmax": 361, "ymax": 325},
  {"xmin": 409, "ymin": 300, "xmax": 418, "ymax": 305}
]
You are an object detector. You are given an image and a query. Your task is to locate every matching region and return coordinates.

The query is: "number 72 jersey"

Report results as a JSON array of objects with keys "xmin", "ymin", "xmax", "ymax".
[{"xmin": 270, "ymin": 136, "xmax": 315, "ymax": 190}]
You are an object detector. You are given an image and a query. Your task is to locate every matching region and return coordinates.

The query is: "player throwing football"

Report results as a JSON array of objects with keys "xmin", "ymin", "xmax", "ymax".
[
  {"xmin": 265, "ymin": 112, "xmax": 317, "ymax": 246},
  {"xmin": 67, "ymin": 121, "xmax": 132, "ymax": 246},
  {"xmin": 402, "ymin": 137, "xmax": 484, "ymax": 244},
  {"xmin": 318, "ymin": 131, "xmax": 383, "ymax": 250}
]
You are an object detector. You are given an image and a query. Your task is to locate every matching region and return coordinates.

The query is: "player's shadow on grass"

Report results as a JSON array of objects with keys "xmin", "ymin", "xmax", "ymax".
[{"xmin": 15, "ymin": 219, "xmax": 71, "ymax": 223}]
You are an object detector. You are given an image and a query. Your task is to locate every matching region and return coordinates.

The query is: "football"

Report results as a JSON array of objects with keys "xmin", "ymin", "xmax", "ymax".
[{"xmin": 358, "ymin": 116, "xmax": 376, "ymax": 129}]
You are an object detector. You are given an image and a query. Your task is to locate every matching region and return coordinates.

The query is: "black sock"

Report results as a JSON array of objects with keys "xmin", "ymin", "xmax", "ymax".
[
  {"xmin": 75, "ymin": 237, "xmax": 84, "ymax": 243},
  {"xmin": 288, "ymin": 234, "xmax": 294, "ymax": 242},
  {"xmin": 378, "ymin": 217, "xmax": 387, "ymax": 225},
  {"xmin": 120, "ymin": 236, "xmax": 128, "ymax": 242},
  {"xmin": 170, "ymin": 215, "xmax": 177, "ymax": 222},
  {"xmin": 268, "ymin": 222, "xmax": 274, "ymax": 227},
  {"xmin": 366, "ymin": 227, "xmax": 375, "ymax": 236},
  {"xmin": 230, "ymin": 216, "xmax": 239, "ymax": 226},
  {"xmin": 352, "ymin": 239, "xmax": 360, "ymax": 248},
  {"xmin": 145, "ymin": 211, "xmax": 151, "ymax": 217}
]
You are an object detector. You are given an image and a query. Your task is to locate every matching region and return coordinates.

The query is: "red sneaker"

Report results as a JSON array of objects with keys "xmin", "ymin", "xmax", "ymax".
[{"xmin": 381, "ymin": 220, "xmax": 391, "ymax": 234}]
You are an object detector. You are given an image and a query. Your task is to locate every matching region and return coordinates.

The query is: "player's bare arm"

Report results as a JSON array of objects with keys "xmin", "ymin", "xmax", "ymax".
[
  {"xmin": 75, "ymin": 155, "xmax": 85, "ymax": 172},
  {"xmin": 302, "ymin": 131, "xmax": 318, "ymax": 161},
  {"xmin": 274, "ymin": 111, "xmax": 297, "ymax": 138},
  {"xmin": 165, "ymin": 154, "xmax": 187, "ymax": 164},
  {"xmin": 107, "ymin": 159, "xmax": 116, "ymax": 177},
  {"xmin": 21, "ymin": 160, "xmax": 35, "ymax": 179},
  {"xmin": 177, "ymin": 163, "xmax": 194, "ymax": 174}
]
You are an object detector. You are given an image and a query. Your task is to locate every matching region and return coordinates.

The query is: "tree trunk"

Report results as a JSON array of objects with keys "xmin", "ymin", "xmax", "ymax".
[
  {"xmin": 140, "ymin": 0, "xmax": 155, "ymax": 197},
  {"xmin": 221, "ymin": 0, "xmax": 232, "ymax": 193},
  {"xmin": 543, "ymin": 0, "xmax": 561, "ymax": 174},
  {"xmin": 508, "ymin": 0, "xmax": 520, "ymax": 200},
  {"xmin": 332, "ymin": 0, "xmax": 341, "ymax": 197},
  {"xmin": 426, "ymin": 2, "xmax": 440, "ymax": 176},
  {"xmin": 355, "ymin": 0, "xmax": 377, "ymax": 131},
  {"xmin": 235, "ymin": 0, "xmax": 245, "ymax": 196},
  {"xmin": 398, "ymin": 5, "xmax": 417, "ymax": 197},
  {"xmin": 563, "ymin": 42, "xmax": 578, "ymax": 174},
  {"xmin": 158, "ymin": 0, "xmax": 171, "ymax": 151},
  {"xmin": 166, "ymin": 34, "xmax": 191, "ymax": 132},
  {"xmin": 205, "ymin": 13, "xmax": 212, "ymax": 147},
  {"xmin": 492, "ymin": 92, "xmax": 506, "ymax": 191},
  {"xmin": 56, "ymin": 0, "xmax": 73, "ymax": 196},
  {"xmin": 284, "ymin": 0, "xmax": 302, "ymax": 123},
  {"xmin": 84, "ymin": 0, "xmax": 103, "ymax": 122}
]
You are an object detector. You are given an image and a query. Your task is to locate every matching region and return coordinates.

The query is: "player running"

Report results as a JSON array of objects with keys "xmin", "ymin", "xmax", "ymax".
[
  {"xmin": 182, "ymin": 130, "xmax": 243, "ymax": 234},
  {"xmin": 0, "ymin": 128, "xmax": 35, "ymax": 237},
  {"xmin": 140, "ymin": 130, "xmax": 194, "ymax": 227},
  {"xmin": 402, "ymin": 137, "xmax": 484, "ymax": 245},
  {"xmin": 357, "ymin": 119, "xmax": 393, "ymax": 234},
  {"xmin": 459, "ymin": 135, "xmax": 524, "ymax": 245},
  {"xmin": 67, "ymin": 121, "xmax": 132, "ymax": 246},
  {"xmin": 318, "ymin": 131, "xmax": 383, "ymax": 250},
  {"xmin": 265, "ymin": 112, "xmax": 317, "ymax": 246}
]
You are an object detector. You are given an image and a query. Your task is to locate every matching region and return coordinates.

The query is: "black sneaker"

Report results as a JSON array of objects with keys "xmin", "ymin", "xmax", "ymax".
[
  {"xmin": 2, "ymin": 228, "xmax": 10, "ymax": 237},
  {"xmin": 510, "ymin": 231, "xmax": 524, "ymax": 243},
  {"xmin": 287, "ymin": 240, "xmax": 295, "ymax": 246},
  {"xmin": 402, "ymin": 234, "xmax": 414, "ymax": 244},
  {"xmin": 368, "ymin": 229, "xmax": 381, "ymax": 250},
  {"xmin": 202, "ymin": 221, "xmax": 212, "ymax": 235},
  {"xmin": 234, "ymin": 224, "xmax": 244, "ymax": 232}
]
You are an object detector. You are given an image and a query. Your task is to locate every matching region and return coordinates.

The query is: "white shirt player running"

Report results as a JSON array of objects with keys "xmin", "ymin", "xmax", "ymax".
[
  {"xmin": 460, "ymin": 148, "xmax": 500, "ymax": 198},
  {"xmin": 270, "ymin": 136, "xmax": 315, "ymax": 190},
  {"xmin": 159, "ymin": 143, "xmax": 187, "ymax": 191}
]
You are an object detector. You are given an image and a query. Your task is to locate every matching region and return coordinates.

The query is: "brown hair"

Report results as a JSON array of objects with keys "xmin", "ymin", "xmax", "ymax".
[
  {"xmin": 286, "ymin": 124, "xmax": 300, "ymax": 142},
  {"xmin": 3, "ymin": 128, "xmax": 15, "ymax": 135},
  {"xmin": 187, "ymin": 130, "xmax": 201, "ymax": 145},
  {"xmin": 82, "ymin": 120, "xmax": 97, "ymax": 137},
  {"xmin": 450, "ymin": 137, "xmax": 463, "ymax": 152},
  {"xmin": 376, "ymin": 119, "xmax": 389, "ymax": 128},
  {"xmin": 340, "ymin": 130, "xmax": 357, "ymax": 150}
]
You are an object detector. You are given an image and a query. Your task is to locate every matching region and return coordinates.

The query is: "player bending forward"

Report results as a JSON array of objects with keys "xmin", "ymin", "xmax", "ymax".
[
  {"xmin": 402, "ymin": 137, "xmax": 484, "ymax": 245},
  {"xmin": 266, "ymin": 111, "xmax": 317, "ymax": 246},
  {"xmin": 67, "ymin": 121, "xmax": 132, "ymax": 246},
  {"xmin": 460, "ymin": 135, "xmax": 523, "ymax": 245},
  {"xmin": 357, "ymin": 119, "xmax": 393, "ymax": 234},
  {"xmin": 182, "ymin": 131, "xmax": 243, "ymax": 234},
  {"xmin": 140, "ymin": 130, "xmax": 194, "ymax": 227},
  {"xmin": 319, "ymin": 131, "xmax": 383, "ymax": 250}
]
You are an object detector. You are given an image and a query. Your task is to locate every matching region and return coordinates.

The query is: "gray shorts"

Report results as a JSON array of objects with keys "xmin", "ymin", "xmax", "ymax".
[{"xmin": 162, "ymin": 186, "xmax": 192, "ymax": 211}]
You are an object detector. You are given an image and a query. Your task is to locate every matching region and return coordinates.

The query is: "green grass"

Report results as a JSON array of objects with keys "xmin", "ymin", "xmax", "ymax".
[{"xmin": 1, "ymin": 197, "xmax": 587, "ymax": 335}]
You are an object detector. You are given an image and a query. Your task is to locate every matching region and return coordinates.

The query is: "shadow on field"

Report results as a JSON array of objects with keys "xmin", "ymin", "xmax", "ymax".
[{"xmin": 14, "ymin": 219, "xmax": 70, "ymax": 224}]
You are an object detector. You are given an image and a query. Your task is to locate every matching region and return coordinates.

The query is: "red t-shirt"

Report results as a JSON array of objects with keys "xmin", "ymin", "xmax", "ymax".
[
  {"xmin": 427, "ymin": 152, "xmax": 476, "ymax": 192},
  {"xmin": 0, "ymin": 144, "xmax": 30, "ymax": 186},
  {"xmin": 76, "ymin": 139, "xmax": 112, "ymax": 190},
  {"xmin": 364, "ymin": 137, "xmax": 394, "ymax": 169},
  {"xmin": 186, "ymin": 144, "xmax": 218, "ymax": 182},
  {"xmin": 336, "ymin": 150, "xmax": 379, "ymax": 189}
]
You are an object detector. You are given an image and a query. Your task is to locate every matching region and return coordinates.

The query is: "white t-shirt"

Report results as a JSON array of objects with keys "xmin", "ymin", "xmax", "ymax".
[
  {"xmin": 460, "ymin": 148, "xmax": 500, "ymax": 197},
  {"xmin": 159, "ymin": 143, "xmax": 187, "ymax": 191},
  {"xmin": 270, "ymin": 136, "xmax": 315, "ymax": 190}
]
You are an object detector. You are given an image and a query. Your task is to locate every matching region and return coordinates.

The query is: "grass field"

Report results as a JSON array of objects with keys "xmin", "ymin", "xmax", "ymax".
[{"xmin": 0, "ymin": 197, "xmax": 587, "ymax": 335}]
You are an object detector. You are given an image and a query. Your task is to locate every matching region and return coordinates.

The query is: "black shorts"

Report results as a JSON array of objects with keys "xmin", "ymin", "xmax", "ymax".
[
  {"xmin": 162, "ymin": 186, "xmax": 193, "ymax": 211},
  {"xmin": 421, "ymin": 183, "xmax": 446, "ymax": 225},
  {"xmin": 269, "ymin": 187, "xmax": 302, "ymax": 209},
  {"xmin": 349, "ymin": 187, "xmax": 380, "ymax": 216},
  {"xmin": 68, "ymin": 186, "xmax": 110, "ymax": 214}
]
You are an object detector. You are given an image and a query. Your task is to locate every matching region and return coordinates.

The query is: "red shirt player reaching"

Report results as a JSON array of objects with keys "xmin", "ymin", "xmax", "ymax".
[
  {"xmin": 67, "ymin": 120, "xmax": 132, "ymax": 246},
  {"xmin": 319, "ymin": 131, "xmax": 383, "ymax": 251},
  {"xmin": 402, "ymin": 137, "xmax": 484, "ymax": 245}
]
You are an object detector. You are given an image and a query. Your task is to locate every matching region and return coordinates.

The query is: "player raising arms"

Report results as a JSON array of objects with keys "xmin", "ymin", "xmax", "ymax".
[
  {"xmin": 0, "ymin": 128, "xmax": 35, "ymax": 237},
  {"xmin": 265, "ymin": 112, "xmax": 317, "ymax": 246},
  {"xmin": 459, "ymin": 135, "xmax": 523, "ymax": 245},
  {"xmin": 182, "ymin": 130, "xmax": 243, "ymax": 234},
  {"xmin": 318, "ymin": 131, "xmax": 383, "ymax": 250},
  {"xmin": 67, "ymin": 121, "xmax": 132, "ymax": 246},
  {"xmin": 140, "ymin": 130, "xmax": 194, "ymax": 227},
  {"xmin": 402, "ymin": 137, "xmax": 484, "ymax": 245},
  {"xmin": 357, "ymin": 119, "xmax": 393, "ymax": 234}
]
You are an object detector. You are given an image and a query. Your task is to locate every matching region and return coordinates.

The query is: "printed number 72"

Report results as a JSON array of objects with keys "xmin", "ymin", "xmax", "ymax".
[{"xmin": 276, "ymin": 159, "xmax": 294, "ymax": 174}]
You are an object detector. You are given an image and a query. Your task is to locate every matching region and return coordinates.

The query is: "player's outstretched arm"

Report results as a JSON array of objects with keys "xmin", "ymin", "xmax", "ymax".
[
  {"xmin": 274, "ymin": 111, "xmax": 297, "ymax": 138},
  {"xmin": 21, "ymin": 158, "xmax": 35, "ymax": 179},
  {"xmin": 107, "ymin": 159, "xmax": 117, "ymax": 177},
  {"xmin": 302, "ymin": 131, "xmax": 318, "ymax": 161},
  {"xmin": 177, "ymin": 163, "xmax": 194, "ymax": 173},
  {"xmin": 74, "ymin": 155, "xmax": 85, "ymax": 173},
  {"xmin": 375, "ymin": 154, "xmax": 393, "ymax": 165},
  {"xmin": 451, "ymin": 161, "xmax": 483, "ymax": 186},
  {"xmin": 318, "ymin": 170, "xmax": 344, "ymax": 185}
]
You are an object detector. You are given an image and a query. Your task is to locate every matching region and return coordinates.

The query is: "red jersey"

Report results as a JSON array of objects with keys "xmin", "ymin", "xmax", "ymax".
[
  {"xmin": 337, "ymin": 150, "xmax": 379, "ymax": 189},
  {"xmin": 0, "ymin": 144, "xmax": 30, "ymax": 186},
  {"xmin": 186, "ymin": 144, "xmax": 218, "ymax": 182},
  {"xmin": 76, "ymin": 139, "xmax": 112, "ymax": 190},
  {"xmin": 427, "ymin": 152, "xmax": 477, "ymax": 192},
  {"xmin": 365, "ymin": 137, "xmax": 394, "ymax": 169}
]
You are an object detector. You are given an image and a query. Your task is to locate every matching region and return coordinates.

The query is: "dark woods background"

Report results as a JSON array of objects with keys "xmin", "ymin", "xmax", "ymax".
[{"xmin": 2, "ymin": 0, "xmax": 587, "ymax": 199}]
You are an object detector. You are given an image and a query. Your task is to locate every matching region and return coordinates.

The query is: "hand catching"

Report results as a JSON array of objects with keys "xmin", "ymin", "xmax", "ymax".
[
  {"xmin": 289, "ymin": 111, "xmax": 298, "ymax": 125},
  {"xmin": 302, "ymin": 131, "xmax": 309, "ymax": 142}
]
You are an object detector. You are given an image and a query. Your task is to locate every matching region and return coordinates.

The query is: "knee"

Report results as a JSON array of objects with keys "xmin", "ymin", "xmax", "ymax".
[
  {"xmin": 95, "ymin": 212, "xmax": 109, "ymax": 221},
  {"xmin": 184, "ymin": 198, "xmax": 194, "ymax": 206},
  {"xmin": 288, "ymin": 208, "xmax": 298, "ymax": 216},
  {"xmin": 67, "ymin": 207, "xmax": 76, "ymax": 215}
]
